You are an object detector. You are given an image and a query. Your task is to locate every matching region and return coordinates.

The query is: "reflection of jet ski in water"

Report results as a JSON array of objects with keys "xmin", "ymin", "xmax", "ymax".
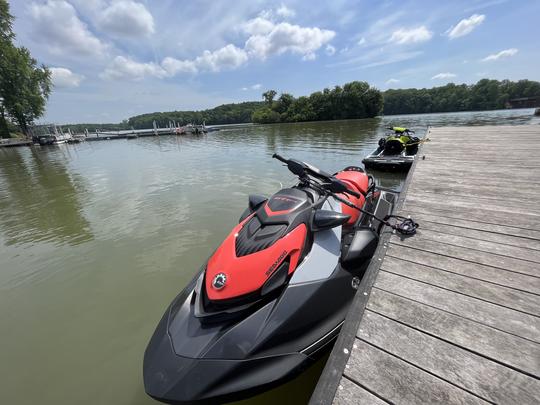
[
  {"xmin": 143, "ymin": 154, "xmax": 418, "ymax": 404},
  {"xmin": 363, "ymin": 127, "xmax": 421, "ymax": 171}
]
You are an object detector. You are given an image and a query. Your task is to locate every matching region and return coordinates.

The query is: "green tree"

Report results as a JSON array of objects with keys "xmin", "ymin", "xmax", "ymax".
[
  {"xmin": 262, "ymin": 90, "xmax": 277, "ymax": 105},
  {"xmin": 251, "ymin": 107, "xmax": 280, "ymax": 123},
  {"xmin": 0, "ymin": 0, "xmax": 51, "ymax": 138},
  {"xmin": 0, "ymin": 0, "xmax": 14, "ymax": 137}
]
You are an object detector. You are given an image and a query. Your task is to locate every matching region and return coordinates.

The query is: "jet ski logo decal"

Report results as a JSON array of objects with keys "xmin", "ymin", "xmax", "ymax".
[
  {"xmin": 212, "ymin": 273, "xmax": 227, "ymax": 290},
  {"xmin": 266, "ymin": 251, "xmax": 288, "ymax": 277}
]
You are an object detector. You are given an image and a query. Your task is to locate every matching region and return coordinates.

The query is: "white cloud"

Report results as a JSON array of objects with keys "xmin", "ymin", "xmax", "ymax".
[
  {"xmin": 100, "ymin": 56, "xmax": 166, "ymax": 80},
  {"xmin": 161, "ymin": 57, "xmax": 198, "ymax": 75},
  {"xmin": 28, "ymin": 0, "xmax": 108, "ymax": 57},
  {"xmin": 162, "ymin": 44, "xmax": 248, "ymax": 76},
  {"xmin": 332, "ymin": 49, "xmax": 423, "ymax": 70},
  {"xmin": 389, "ymin": 26, "xmax": 432, "ymax": 44},
  {"xmin": 99, "ymin": 13, "xmax": 333, "ymax": 79},
  {"xmin": 276, "ymin": 4, "xmax": 295, "ymax": 18},
  {"xmin": 432, "ymin": 72, "xmax": 457, "ymax": 80},
  {"xmin": 357, "ymin": 37, "xmax": 366, "ymax": 45},
  {"xmin": 447, "ymin": 14, "xmax": 485, "ymax": 39},
  {"xmin": 97, "ymin": 0, "xmax": 155, "ymax": 38},
  {"xmin": 244, "ymin": 18, "xmax": 335, "ymax": 60},
  {"xmin": 385, "ymin": 78, "xmax": 400, "ymax": 85},
  {"xmin": 195, "ymin": 44, "xmax": 249, "ymax": 72},
  {"xmin": 482, "ymin": 48, "xmax": 518, "ymax": 61},
  {"xmin": 242, "ymin": 17, "xmax": 275, "ymax": 35},
  {"xmin": 325, "ymin": 44, "xmax": 336, "ymax": 56},
  {"xmin": 50, "ymin": 67, "xmax": 84, "ymax": 88},
  {"xmin": 242, "ymin": 83, "xmax": 262, "ymax": 91}
]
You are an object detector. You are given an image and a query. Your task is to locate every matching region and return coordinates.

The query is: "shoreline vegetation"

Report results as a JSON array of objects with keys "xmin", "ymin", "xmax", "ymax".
[{"xmin": 56, "ymin": 78, "xmax": 540, "ymax": 133}]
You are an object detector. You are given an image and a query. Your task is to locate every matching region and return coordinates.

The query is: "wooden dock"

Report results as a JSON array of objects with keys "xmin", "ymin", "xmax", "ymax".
[{"xmin": 311, "ymin": 125, "xmax": 540, "ymax": 404}]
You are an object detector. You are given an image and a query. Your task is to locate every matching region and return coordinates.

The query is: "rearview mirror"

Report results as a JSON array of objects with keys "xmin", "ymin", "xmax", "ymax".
[{"xmin": 312, "ymin": 210, "xmax": 350, "ymax": 231}]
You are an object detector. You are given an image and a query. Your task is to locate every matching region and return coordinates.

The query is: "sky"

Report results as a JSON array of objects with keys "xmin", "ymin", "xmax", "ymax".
[{"xmin": 8, "ymin": 0, "xmax": 540, "ymax": 123}]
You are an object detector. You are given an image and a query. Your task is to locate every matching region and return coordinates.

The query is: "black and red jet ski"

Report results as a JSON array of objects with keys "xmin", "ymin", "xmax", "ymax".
[{"xmin": 143, "ymin": 154, "xmax": 396, "ymax": 404}]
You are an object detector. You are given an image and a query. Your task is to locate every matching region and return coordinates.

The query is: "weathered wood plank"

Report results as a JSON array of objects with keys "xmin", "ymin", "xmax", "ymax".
[
  {"xmin": 344, "ymin": 340, "xmax": 487, "ymax": 405},
  {"xmin": 409, "ymin": 180, "xmax": 540, "ymax": 202},
  {"xmin": 386, "ymin": 244, "xmax": 540, "ymax": 295},
  {"xmin": 402, "ymin": 212, "xmax": 540, "ymax": 241},
  {"xmin": 374, "ymin": 271, "xmax": 540, "ymax": 342},
  {"xmin": 408, "ymin": 186, "xmax": 540, "ymax": 207},
  {"xmin": 407, "ymin": 190, "xmax": 540, "ymax": 213},
  {"xmin": 392, "ymin": 229, "xmax": 540, "ymax": 265},
  {"xmin": 412, "ymin": 174, "xmax": 540, "ymax": 189},
  {"xmin": 390, "ymin": 236, "xmax": 539, "ymax": 278},
  {"xmin": 367, "ymin": 289, "xmax": 540, "ymax": 378},
  {"xmin": 414, "ymin": 220, "xmax": 540, "ymax": 250},
  {"xmin": 405, "ymin": 194, "xmax": 540, "ymax": 223},
  {"xmin": 408, "ymin": 169, "xmax": 540, "ymax": 184},
  {"xmin": 404, "ymin": 201, "xmax": 540, "ymax": 231},
  {"xmin": 333, "ymin": 377, "xmax": 388, "ymax": 405},
  {"xmin": 358, "ymin": 311, "xmax": 540, "ymax": 404},
  {"xmin": 381, "ymin": 256, "xmax": 540, "ymax": 315}
]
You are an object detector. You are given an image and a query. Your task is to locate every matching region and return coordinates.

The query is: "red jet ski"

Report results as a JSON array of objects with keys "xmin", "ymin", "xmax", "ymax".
[{"xmin": 143, "ymin": 154, "xmax": 400, "ymax": 404}]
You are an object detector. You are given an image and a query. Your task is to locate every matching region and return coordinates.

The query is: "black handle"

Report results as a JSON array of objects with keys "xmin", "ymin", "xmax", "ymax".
[
  {"xmin": 346, "ymin": 189, "xmax": 361, "ymax": 198},
  {"xmin": 272, "ymin": 153, "xmax": 288, "ymax": 164}
]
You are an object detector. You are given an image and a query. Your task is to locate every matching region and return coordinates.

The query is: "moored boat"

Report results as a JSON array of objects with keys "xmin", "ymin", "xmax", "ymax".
[{"xmin": 362, "ymin": 127, "xmax": 421, "ymax": 171}]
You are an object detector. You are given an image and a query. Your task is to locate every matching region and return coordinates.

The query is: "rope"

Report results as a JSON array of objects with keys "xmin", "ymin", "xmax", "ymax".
[
  {"xmin": 404, "ymin": 138, "xmax": 431, "ymax": 147},
  {"xmin": 382, "ymin": 215, "xmax": 419, "ymax": 235}
]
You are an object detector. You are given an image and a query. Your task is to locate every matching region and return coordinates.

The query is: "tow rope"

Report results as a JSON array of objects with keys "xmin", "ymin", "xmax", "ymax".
[
  {"xmin": 404, "ymin": 138, "xmax": 431, "ymax": 147},
  {"xmin": 336, "ymin": 193, "xmax": 419, "ymax": 236},
  {"xmin": 382, "ymin": 215, "xmax": 419, "ymax": 235}
]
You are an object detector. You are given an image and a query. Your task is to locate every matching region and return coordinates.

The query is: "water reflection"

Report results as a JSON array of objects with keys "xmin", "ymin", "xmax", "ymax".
[{"xmin": 0, "ymin": 147, "xmax": 92, "ymax": 246}]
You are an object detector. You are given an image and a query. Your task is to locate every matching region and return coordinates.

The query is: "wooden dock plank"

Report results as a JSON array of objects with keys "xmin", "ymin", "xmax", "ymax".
[
  {"xmin": 405, "ymin": 192, "xmax": 540, "ymax": 218},
  {"xmin": 404, "ymin": 201, "xmax": 540, "ymax": 230},
  {"xmin": 358, "ymin": 311, "xmax": 540, "ymax": 404},
  {"xmin": 367, "ymin": 289, "xmax": 540, "ymax": 378},
  {"xmin": 391, "ymin": 237, "xmax": 539, "ymax": 277},
  {"xmin": 386, "ymin": 245, "xmax": 540, "ymax": 295},
  {"xmin": 344, "ymin": 340, "xmax": 487, "ymax": 405},
  {"xmin": 381, "ymin": 256, "xmax": 540, "ymax": 315},
  {"xmin": 402, "ymin": 213, "xmax": 540, "ymax": 242},
  {"xmin": 408, "ymin": 220, "xmax": 540, "ymax": 251},
  {"xmin": 333, "ymin": 377, "xmax": 388, "ymax": 405},
  {"xmin": 375, "ymin": 271, "xmax": 540, "ymax": 343}
]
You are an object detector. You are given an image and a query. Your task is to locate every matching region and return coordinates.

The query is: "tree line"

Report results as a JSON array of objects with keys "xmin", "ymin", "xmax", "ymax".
[
  {"xmin": 0, "ymin": 0, "xmax": 51, "ymax": 138},
  {"xmin": 252, "ymin": 81, "xmax": 383, "ymax": 124},
  {"xmin": 65, "ymin": 78, "xmax": 539, "ymax": 132},
  {"xmin": 124, "ymin": 101, "xmax": 264, "ymax": 129},
  {"xmin": 383, "ymin": 79, "xmax": 540, "ymax": 115}
]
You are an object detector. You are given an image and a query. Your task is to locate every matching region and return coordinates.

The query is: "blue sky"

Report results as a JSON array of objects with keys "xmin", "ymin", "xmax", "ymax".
[{"xmin": 8, "ymin": 0, "xmax": 540, "ymax": 123}]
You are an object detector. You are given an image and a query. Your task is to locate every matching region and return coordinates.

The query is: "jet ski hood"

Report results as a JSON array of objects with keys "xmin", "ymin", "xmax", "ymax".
[{"xmin": 205, "ymin": 188, "xmax": 311, "ymax": 301}]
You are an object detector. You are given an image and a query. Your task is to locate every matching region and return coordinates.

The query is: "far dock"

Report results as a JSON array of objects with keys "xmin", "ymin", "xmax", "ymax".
[
  {"xmin": 311, "ymin": 125, "xmax": 540, "ymax": 404},
  {"xmin": 0, "ymin": 139, "xmax": 33, "ymax": 148}
]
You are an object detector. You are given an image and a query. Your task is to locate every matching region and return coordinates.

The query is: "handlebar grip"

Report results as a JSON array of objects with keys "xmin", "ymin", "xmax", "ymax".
[{"xmin": 272, "ymin": 153, "xmax": 288, "ymax": 164}]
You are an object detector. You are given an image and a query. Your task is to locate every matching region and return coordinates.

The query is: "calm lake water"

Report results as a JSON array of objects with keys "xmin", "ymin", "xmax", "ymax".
[{"xmin": 0, "ymin": 109, "xmax": 538, "ymax": 405}]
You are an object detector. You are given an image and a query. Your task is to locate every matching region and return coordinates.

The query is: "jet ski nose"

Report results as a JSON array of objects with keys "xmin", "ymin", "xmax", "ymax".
[{"xmin": 143, "ymin": 311, "xmax": 309, "ymax": 404}]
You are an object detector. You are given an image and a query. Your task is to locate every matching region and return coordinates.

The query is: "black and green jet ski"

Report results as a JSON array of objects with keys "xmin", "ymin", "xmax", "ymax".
[{"xmin": 362, "ymin": 127, "xmax": 420, "ymax": 171}]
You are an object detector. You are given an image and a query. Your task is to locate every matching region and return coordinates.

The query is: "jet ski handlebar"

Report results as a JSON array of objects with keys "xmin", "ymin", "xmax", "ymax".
[{"xmin": 272, "ymin": 153, "xmax": 361, "ymax": 198}]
